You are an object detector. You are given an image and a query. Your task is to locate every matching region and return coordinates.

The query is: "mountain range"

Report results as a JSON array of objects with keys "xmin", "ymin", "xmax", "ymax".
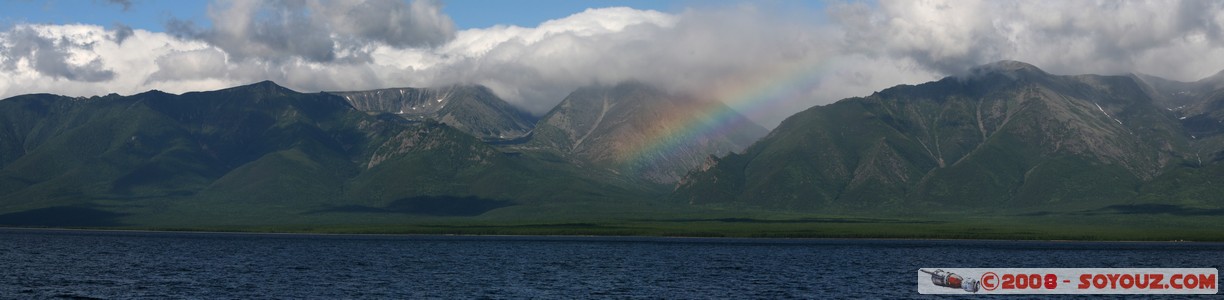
[
  {"xmin": 2, "ymin": 60, "xmax": 1223, "ymax": 229},
  {"xmin": 0, "ymin": 80, "xmax": 759, "ymax": 227}
]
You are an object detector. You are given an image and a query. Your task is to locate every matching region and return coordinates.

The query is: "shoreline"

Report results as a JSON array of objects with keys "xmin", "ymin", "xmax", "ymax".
[{"xmin": 2, "ymin": 226, "xmax": 1220, "ymax": 244}]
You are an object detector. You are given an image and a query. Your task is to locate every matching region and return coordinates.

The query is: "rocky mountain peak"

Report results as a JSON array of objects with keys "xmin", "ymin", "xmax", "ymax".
[
  {"xmin": 241, "ymin": 80, "xmax": 296, "ymax": 95},
  {"xmin": 328, "ymin": 85, "xmax": 535, "ymax": 140}
]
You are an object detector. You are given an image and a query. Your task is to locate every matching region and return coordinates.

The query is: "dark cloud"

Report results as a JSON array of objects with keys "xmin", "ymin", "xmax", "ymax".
[
  {"xmin": 0, "ymin": 28, "xmax": 115, "ymax": 82},
  {"xmin": 169, "ymin": 0, "xmax": 455, "ymax": 63},
  {"xmin": 324, "ymin": 0, "xmax": 456, "ymax": 48},
  {"xmin": 105, "ymin": 0, "xmax": 132, "ymax": 11},
  {"xmin": 111, "ymin": 23, "xmax": 134, "ymax": 44}
]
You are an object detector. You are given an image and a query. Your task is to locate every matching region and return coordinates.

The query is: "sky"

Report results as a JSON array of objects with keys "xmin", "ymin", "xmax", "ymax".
[{"xmin": 2, "ymin": 0, "xmax": 1224, "ymax": 128}]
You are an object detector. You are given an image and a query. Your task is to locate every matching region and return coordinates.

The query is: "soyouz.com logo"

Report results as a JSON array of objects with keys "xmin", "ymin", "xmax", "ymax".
[{"xmin": 917, "ymin": 268, "xmax": 1218, "ymax": 294}]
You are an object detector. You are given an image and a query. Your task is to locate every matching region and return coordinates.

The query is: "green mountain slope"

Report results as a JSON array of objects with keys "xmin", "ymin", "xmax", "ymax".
[
  {"xmin": 0, "ymin": 81, "xmax": 659, "ymax": 227},
  {"xmin": 675, "ymin": 61, "xmax": 1215, "ymax": 214}
]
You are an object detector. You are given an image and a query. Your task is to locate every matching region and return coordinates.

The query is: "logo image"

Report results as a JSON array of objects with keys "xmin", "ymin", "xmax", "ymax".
[
  {"xmin": 920, "ymin": 269, "xmax": 980, "ymax": 293},
  {"xmin": 918, "ymin": 268, "xmax": 1218, "ymax": 295}
]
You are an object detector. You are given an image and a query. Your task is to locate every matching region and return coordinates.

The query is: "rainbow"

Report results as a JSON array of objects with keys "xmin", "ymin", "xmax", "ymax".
[{"xmin": 623, "ymin": 57, "xmax": 835, "ymax": 174}]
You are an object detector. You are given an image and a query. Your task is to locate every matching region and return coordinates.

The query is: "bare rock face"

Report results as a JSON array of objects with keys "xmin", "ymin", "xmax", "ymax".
[{"xmin": 330, "ymin": 85, "xmax": 536, "ymax": 141}]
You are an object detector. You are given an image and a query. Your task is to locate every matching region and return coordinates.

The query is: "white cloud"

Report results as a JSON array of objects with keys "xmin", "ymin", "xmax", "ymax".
[
  {"xmin": 2, "ymin": 1, "xmax": 1224, "ymax": 128},
  {"xmin": 0, "ymin": 24, "xmax": 216, "ymax": 98},
  {"xmin": 833, "ymin": 0, "xmax": 1224, "ymax": 81}
]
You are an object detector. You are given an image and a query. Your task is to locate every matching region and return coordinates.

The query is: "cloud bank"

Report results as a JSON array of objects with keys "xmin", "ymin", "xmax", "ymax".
[{"xmin": 2, "ymin": 0, "xmax": 1224, "ymax": 127}]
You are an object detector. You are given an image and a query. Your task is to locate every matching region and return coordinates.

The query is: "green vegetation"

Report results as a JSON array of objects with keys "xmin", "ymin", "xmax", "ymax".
[{"xmin": 43, "ymin": 210, "xmax": 1224, "ymax": 242}]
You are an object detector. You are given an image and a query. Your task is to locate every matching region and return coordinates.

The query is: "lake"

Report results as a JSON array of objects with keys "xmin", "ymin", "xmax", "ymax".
[{"xmin": 1, "ymin": 228, "xmax": 1221, "ymax": 298}]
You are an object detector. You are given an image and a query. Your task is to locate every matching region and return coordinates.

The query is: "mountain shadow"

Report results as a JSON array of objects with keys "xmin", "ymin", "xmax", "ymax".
[
  {"xmin": 314, "ymin": 196, "xmax": 515, "ymax": 217},
  {"xmin": 1081, "ymin": 204, "xmax": 1224, "ymax": 216},
  {"xmin": 0, "ymin": 206, "xmax": 126, "ymax": 227}
]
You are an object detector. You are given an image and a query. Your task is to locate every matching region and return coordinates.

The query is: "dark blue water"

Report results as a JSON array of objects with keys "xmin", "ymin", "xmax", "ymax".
[{"xmin": 1, "ymin": 228, "xmax": 1221, "ymax": 299}]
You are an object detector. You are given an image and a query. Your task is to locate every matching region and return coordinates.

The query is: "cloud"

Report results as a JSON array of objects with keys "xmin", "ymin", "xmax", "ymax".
[
  {"xmin": 148, "ymin": 48, "xmax": 228, "ymax": 81},
  {"xmin": 830, "ymin": 0, "xmax": 1224, "ymax": 81},
  {"xmin": 399, "ymin": 7, "xmax": 684, "ymax": 113},
  {"xmin": 3, "ymin": 1, "xmax": 1224, "ymax": 128},
  {"xmin": 169, "ymin": 0, "xmax": 455, "ymax": 63},
  {"xmin": 0, "ymin": 24, "xmax": 215, "ymax": 99},
  {"xmin": 390, "ymin": 5, "xmax": 916, "ymax": 124},
  {"xmin": 105, "ymin": 0, "xmax": 133, "ymax": 11},
  {"xmin": 111, "ymin": 23, "xmax": 134, "ymax": 44}
]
